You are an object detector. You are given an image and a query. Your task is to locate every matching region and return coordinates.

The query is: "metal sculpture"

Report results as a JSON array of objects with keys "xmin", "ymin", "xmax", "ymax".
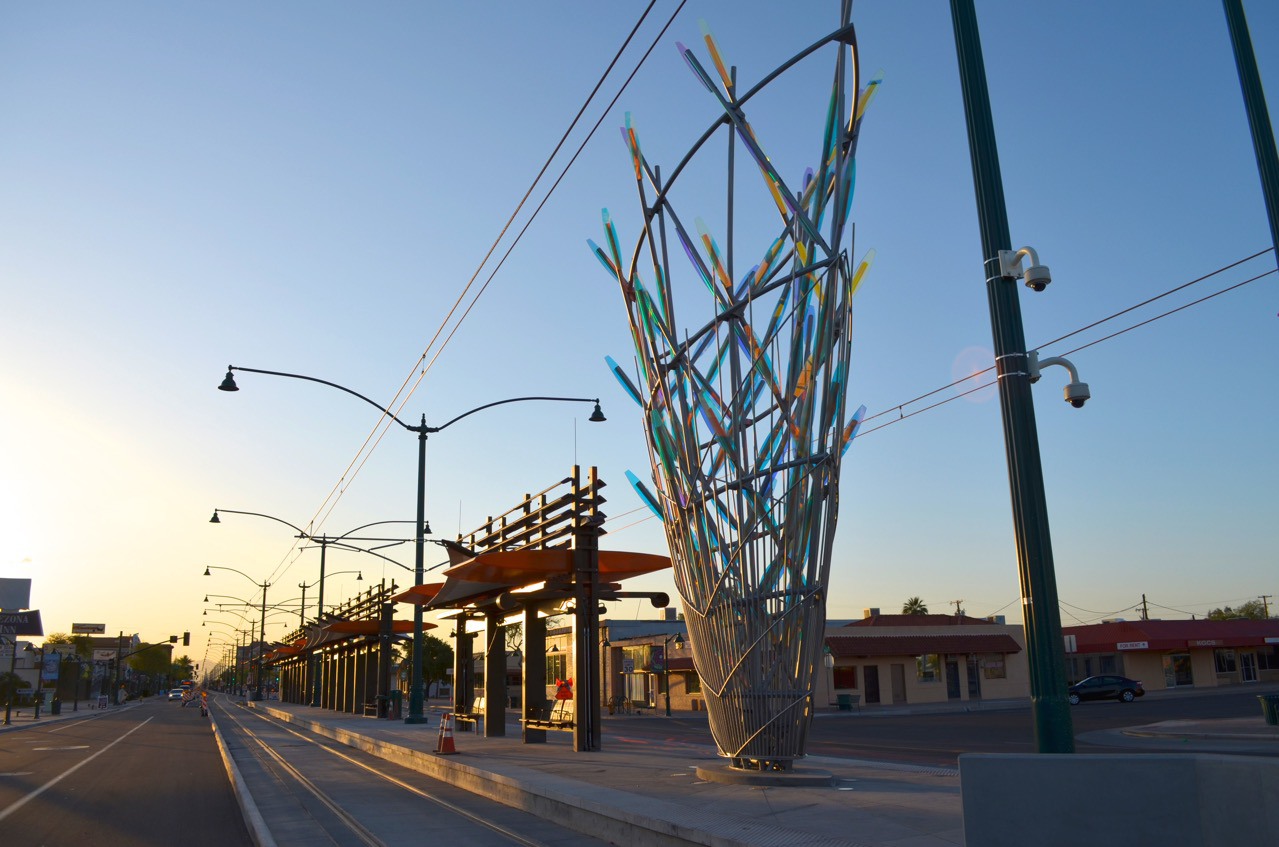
[{"xmin": 591, "ymin": 3, "xmax": 876, "ymax": 770}]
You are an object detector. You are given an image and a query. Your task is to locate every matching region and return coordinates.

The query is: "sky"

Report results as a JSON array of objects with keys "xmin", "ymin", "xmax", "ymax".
[{"xmin": 2, "ymin": 1, "xmax": 1276, "ymax": 670}]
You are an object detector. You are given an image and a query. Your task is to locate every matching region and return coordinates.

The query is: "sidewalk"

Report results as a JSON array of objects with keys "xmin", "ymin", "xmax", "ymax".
[{"xmin": 240, "ymin": 696, "xmax": 1277, "ymax": 847}]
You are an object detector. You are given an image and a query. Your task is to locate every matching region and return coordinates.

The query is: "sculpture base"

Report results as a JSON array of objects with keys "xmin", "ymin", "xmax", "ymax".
[{"xmin": 695, "ymin": 764, "xmax": 833, "ymax": 787}]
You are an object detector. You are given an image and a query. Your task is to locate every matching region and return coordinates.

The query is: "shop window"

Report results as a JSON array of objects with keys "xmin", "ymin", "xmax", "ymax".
[
  {"xmin": 1098, "ymin": 655, "xmax": 1117, "ymax": 674},
  {"xmin": 916, "ymin": 654, "xmax": 940, "ymax": 682},
  {"xmin": 1214, "ymin": 649, "xmax": 1237, "ymax": 673},
  {"xmin": 547, "ymin": 653, "xmax": 568, "ymax": 681},
  {"xmin": 684, "ymin": 672, "xmax": 701, "ymax": 694},
  {"xmin": 832, "ymin": 666, "xmax": 857, "ymax": 689},
  {"xmin": 981, "ymin": 655, "xmax": 1006, "ymax": 679},
  {"xmin": 1258, "ymin": 647, "xmax": 1279, "ymax": 671}
]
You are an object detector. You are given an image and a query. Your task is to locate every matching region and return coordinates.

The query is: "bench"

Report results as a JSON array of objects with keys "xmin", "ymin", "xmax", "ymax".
[
  {"xmin": 363, "ymin": 695, "xmax": 387, "ymax": 718},
  {"xmin": 453, "ymin": 695, "xmax": 484, "ymax": 732},
  {"xmin": 521, "ymin": 698, "xmax": 575, "ymax": 731}
]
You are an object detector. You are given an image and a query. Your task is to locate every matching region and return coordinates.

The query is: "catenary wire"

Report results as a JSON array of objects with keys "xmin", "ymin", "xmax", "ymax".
[{"xmin": 255, "ymin": 2, "xmax": 679, "ymax": 586}]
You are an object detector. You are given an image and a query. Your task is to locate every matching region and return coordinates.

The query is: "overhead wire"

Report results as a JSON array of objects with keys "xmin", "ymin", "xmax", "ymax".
[{"xmin": 254, "ymin": 2, "xmax": 682, "ymax": 586}]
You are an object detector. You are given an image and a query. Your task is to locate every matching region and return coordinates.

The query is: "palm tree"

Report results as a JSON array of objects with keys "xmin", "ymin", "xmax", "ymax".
[{"xmin": 902, "ymin": 597, "xmax": 929, "ymax": 615}]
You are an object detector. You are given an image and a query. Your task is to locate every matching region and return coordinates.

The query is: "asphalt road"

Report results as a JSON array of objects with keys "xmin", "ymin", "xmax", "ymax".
[
  {"xmin": 600, "ymin": 686, "xmax": 1274, "ymax": 768},
  {"xmin": 0, "ymin": 699, "xmax": 249, "ymax": 846}
]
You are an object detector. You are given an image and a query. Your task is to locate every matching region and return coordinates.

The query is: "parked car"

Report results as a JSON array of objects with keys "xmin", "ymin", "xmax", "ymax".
[
  {"xmin": 1068, "ymin": 675, "xmax": 1144, "ymax": 704},
  {"xmin": 168, "ymin": 688, "xmax": 185, "ymax": 701}
]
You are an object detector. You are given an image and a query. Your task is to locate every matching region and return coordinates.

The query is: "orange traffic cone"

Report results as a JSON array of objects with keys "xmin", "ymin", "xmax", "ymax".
[{"xmin": 435, "ymin": 713, "xmax": 458, "ymax": 754}]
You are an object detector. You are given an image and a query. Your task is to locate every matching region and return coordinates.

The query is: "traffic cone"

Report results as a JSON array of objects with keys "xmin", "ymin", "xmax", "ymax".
[{"xmin": 435, "ymin": 713, "xmax": 458, "ymax": 754}]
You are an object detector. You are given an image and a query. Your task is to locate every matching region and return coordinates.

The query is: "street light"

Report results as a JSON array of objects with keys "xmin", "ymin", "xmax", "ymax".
[
  {"xmin": 662, "ymin": 632, "xmax": 684, "ymax": 717},
  {"xmin": 204, "ymin": 565, "xmax": 270, "ymax": 700},
  {"xmin": 218, "ymin": 363, "xmax": 605, "ymax": 725},
  {"xmin": 211, "ymin": 508, "xmax": 412, "ymax": 708}
]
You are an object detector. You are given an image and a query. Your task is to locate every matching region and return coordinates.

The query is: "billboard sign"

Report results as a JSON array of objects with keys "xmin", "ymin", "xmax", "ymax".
[
  {"xmin": 72, "ymin": 623, "xmax": 107, "ymax": 634},
  {"xmin": 41, "ymin": 651, "xmax": 61, "ymax": 682},
  {"xmin": 93, "ymin": 649, "xmax": 117, "ymax": 661},
  {"xmin": 0, "ymin": 610, "xmax": 43, "ymax": 636},
  {"xmin": 0, "ymin": 578, "xmax": 32, "ymax": 611}
]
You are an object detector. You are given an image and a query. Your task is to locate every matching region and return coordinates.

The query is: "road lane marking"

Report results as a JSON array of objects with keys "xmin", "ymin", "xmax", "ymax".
[
  {"xmin": 0, "ymin": 717, "xmax": 152, "ymax": 823},
  {"xmin": 32, "ymin": 746, "xmax": 91, "ymax": 751},
  {"xmin": 0, "ymin": 772, "xmax": 35, "ymax": 777}
]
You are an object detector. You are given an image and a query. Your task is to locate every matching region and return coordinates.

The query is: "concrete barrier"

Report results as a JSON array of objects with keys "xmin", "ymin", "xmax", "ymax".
[{"xmin": 960, "ymin": 753, "xmax": 1279, "ymax": 846}]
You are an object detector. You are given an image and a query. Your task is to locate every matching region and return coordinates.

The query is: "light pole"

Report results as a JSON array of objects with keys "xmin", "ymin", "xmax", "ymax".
[
  {"xmin": 204, "ymin": 565, "xmax": 271, "ymax": 700},
  {"xmin": 219, "ymin": 364, "xmax": 605, "ymax": 724},
  {"xmin": 662, "ymin": 632, "xmax": 684, "ymax": 717},
  {"xmin": 950, "ymin": 0, "xmax": 1073, "ymax": 752}
]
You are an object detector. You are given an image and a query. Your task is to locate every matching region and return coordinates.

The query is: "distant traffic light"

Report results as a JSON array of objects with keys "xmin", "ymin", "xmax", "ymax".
[
  {"xmin": 169, "ymin": 635, "xmax": 178, "ymax": 643},
  {"xmin": 182, "ymin": 632, "xmax": 190, "ymax": 646}
]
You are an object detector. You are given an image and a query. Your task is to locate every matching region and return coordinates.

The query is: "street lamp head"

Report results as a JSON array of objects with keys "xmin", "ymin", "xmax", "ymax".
[
  {"xmin": 209, "ymin": 510, "xmax": 221, "ymax": 524},
  {"xmin": 218, "ymin": 368, "xmax": 239, "ymax": 392},
  {"xmin": 674, "ymin": 633, "xmax": 685, "ymax": 648},
  {"xmin": 204, "ymin": 567, "xmax": 211, "ymax": 576},
  {"xmin": 357, "ymin": 571, "xmax": 364, "ymax": 582},
  {"xmin": 589, "ymin": 401, "xmax": 606, "ymax": 423}
]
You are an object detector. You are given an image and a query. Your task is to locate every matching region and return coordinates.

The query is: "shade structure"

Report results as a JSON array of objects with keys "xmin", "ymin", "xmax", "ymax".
[
  {"xmin": 444, "ymin": 547, "xmax": 670, "ymax": 585},
  {"xmin": 591, "ymin": 10, "xmax": 872, "ymax": 769},
  {"xmin": 391, "ymin": 583, "xmax": 444, "ymax": 606},
  {"xmin": 322, "ymin": 619, "xmax": 433, "ymax": 635}
]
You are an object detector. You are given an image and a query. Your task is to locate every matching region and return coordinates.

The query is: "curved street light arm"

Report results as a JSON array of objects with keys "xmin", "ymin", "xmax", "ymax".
[
  {"xmin": 428, "ymin": 396, "xmax": 601, "ymax": 433},
  {"xmin": 211, "ymin": 508, "xmax": 308, "ymax": 536},
  {"xmin": 305, "ymin": 540, "xmax": 411, "ymax": 572},
  {"xmin": 226, "ymin": 365, "xmax": 416, "ymax": 431},
  {"xmin": 204, "ymin": 564, "xmax": 269, "ymax": 588}
]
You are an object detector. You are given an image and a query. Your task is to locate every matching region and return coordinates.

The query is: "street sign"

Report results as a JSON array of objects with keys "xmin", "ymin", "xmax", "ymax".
[
  {"xmin": 93, "ymin": 649, "xmax": 116, "ymax": 661},
  {"xmin": 0, "ymin": 610, "xmax": 43, "ymax": 636},
  {"xmin": 72, "ymin": 623, "xmax": 106, "ymax": 634}
]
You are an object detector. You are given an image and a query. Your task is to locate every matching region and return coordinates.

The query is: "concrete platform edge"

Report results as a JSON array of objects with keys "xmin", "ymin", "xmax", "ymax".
[
  {"xmin": 247, "ymin": 703, "xmax": 864, "ymax": 847},
  {"xmin": 211, "ymin": 708, "xmax": 278, "ymax": 847}
]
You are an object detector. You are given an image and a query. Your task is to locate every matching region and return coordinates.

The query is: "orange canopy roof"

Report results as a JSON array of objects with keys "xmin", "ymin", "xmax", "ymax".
[
  {"xmin": 390, "ymin": 583, "xmax": 444, "ymax": 606},
  {"xmin": 322, "ymin": 619, "xmax": 434, "ymax": 635},
  {"xmin": 444, "ymin": 547, "xmax": 670, "ymax": 585}
]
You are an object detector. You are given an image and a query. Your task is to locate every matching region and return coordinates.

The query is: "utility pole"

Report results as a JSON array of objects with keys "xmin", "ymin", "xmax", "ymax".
[
  {"xmin": 952, "ymin": 600, "xmax": 965, "ymax": 617},
  {"xmin": 1260, "ymin": 595, "xmax": 1273, "ymax": 618},
  {"xmin": 1141, "ymin": 594, "xmax": 1150, "ymax": 621}
]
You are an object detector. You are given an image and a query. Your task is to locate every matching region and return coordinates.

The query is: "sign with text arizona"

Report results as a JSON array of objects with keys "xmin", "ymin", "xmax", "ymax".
[{"xmin": 0, "ymin": 610, "xmax": 43, "ymax": 636}]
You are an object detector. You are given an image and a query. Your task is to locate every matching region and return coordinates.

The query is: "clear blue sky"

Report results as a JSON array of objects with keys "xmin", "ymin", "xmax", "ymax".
[{"xmin": 2, "ymin": 1, "xmax": 1275, "ymax": 667}]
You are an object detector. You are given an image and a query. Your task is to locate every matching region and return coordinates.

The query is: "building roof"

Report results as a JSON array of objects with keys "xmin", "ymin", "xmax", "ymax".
[
  {"xmin": 826, "ymin": 633, "xmax": 1022, "ymax": 658},
  {"xmin": 1064, "ymin": 618, "xmax": 1279, "ymax": 653},
  {"xmin": 844, "ymin": 614, "xmax": 998, "ymax": 628}
]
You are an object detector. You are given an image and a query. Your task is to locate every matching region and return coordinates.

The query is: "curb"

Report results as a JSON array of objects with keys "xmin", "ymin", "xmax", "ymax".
[{"xmin": 211, "ymin": 702, "xmax": 278, "ymax": 847}]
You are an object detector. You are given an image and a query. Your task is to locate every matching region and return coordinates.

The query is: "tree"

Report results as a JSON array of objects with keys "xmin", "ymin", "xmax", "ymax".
[
  {"xmin": 1206, "ymin": 600, "xmax": 1269, "ymax": 620},
  {"xmin": 902, "ymin": 597, "xmax": 929, "ymax": 615},
  {"xmin": 421, "ymin": 634, "xmax": 453, "ymax": 695}
]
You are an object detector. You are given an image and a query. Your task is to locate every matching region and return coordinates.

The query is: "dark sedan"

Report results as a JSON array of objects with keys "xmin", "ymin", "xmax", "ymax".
[{"xmin": 1068, "ymin": 675, "xmax": 1145, "ymax": 704}]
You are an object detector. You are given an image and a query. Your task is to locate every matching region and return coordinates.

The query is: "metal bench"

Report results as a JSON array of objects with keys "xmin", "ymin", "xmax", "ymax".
[
  {"xmin": 521, "ymin": 698, "xmax": 575, "ymax": 731},
  {"xmin": 453, "ymin": 695, "xmax": 484, "ymax": 732}
]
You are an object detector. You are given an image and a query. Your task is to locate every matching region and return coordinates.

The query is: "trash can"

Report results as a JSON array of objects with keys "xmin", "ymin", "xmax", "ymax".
[
  {"xmin": 837, "ymin": 694, "xmax": 854, "ymax": 712},
  {"xmin": 1259, "ymin": 693, "xmax": 1279, "ymax": 726},
  {"xmin": 389, "ymin": 690, "xmax": 402, "ymax": 721},
  {"xmin": 51, "ymin": 699, "xmax": 62, "ymax": 715}
]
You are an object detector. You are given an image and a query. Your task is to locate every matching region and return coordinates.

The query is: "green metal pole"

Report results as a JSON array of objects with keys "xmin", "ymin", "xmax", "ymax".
[
  {"xmin": 255, "ymin": 585, "xmax": 267, "ymax": 701},
  {"xmin": 1223, "ymin": 0, "xmax": 1279, "ymax": 261},
  {"xmin": 950, "ymin": 0, "xmax": 1074, "ymax": 754},
  {"xmin": 405, "ymin": 420, "xmax": 428, "ymax": 724},
  {"xmin": 310, "ymin": 542, "xmax": 326, "ymax": 707}
]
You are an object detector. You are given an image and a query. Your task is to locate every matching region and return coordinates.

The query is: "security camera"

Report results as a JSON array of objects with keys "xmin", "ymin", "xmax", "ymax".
[
  {"xmin": 1064, "ymin": 381, "xmax": 1090, "ymax": 408},
  {"xmin": 1023, "ymin": 264, "xmax": 1051, "ymax": 292},
  {"xmin": 1028, "ymin": 350, "xmax": 1091, "ymax": 409},
  {"xmin": 999, "ymin": 246, "xmax": 1051, "ymax": 292}
]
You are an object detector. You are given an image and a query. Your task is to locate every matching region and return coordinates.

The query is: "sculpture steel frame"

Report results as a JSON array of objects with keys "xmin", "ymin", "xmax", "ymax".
[{"xmin": 591, "ymin": 3, "xmax": 875, "ymax": 770}]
